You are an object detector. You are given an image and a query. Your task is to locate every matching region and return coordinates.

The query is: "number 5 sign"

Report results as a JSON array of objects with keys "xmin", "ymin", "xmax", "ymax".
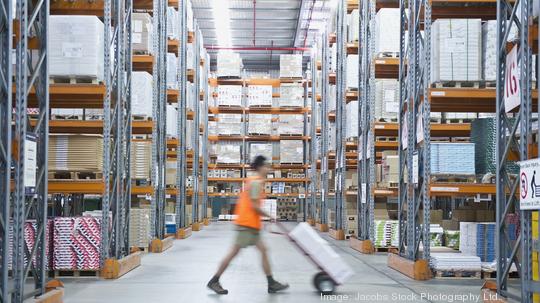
[{"xmin": 505, "ymin": 45, "xmax": 520, "ymax": 113}]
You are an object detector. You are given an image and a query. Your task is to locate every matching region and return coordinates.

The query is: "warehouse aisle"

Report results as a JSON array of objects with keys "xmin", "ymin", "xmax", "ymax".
[{"xmin": 62, "ymin": 222, "xmax": 487, "ymax": 303}]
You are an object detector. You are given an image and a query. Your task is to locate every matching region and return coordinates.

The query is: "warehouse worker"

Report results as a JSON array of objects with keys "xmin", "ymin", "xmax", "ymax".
[{"xmin": 207, "ymin": 155, "xmax": 289, "ymax": 295}]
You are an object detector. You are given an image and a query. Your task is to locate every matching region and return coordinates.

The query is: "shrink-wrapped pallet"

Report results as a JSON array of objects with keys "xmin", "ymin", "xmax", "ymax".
[
  {"xmin": 278, "ymin": 115, "xmax": 304, "ymax": 135},
  {"xmin": 217, "ymin": 85, "xmax": 243, "ymax": 106},
  {"xmin": 53, "ymin": 217, "xmax": 102, "ymax": 270},
  {"xmin": 280, "ymin": 140, "xmax": 303, "ymax": 164},
  {"xmin": 166, "ymin": 53, "xmax": 178, "ymax": 89},
  {"xmin": 166, "ymin": 159, "xmax": 176, "ymax": 186},
  {"xmin": 280, "ymin": 83, "xmax": 304, "ymax": 107},
  {"xmin": 430, "ymin": 143, "xmax": 475, "ymax": 175},
  {"xmin": 131, "ymin": 140, "xmax": 151, "ymax": 180},
  {"xmin": 346, "ymin": 101, "xmax": 359, "ymax": 139},
  {"xmin": 247, "ymin": 85, "xmax": 273, "ymax": 107},
  {"xmin": 249, "ymin": 143, "xmax": 273, "ymax": 163},
  {"xmin": 49, "ymin": 16, "xmax": 104, "ymax": 80},
  {"xmin": 374, "ymin": 9, "xmax": 400, "ymax": 55},
  {"xmin": 248, "ymin": 114, "xmax": 273, "ymax": 135},
  {"xmin": 330, "ymin": 44, "xmax": 337, "ymax": 71},
  {"xmin": 132, "ymin": 71, "xmax": 153, "ymax": 117},
  {"xmin": 328, "ymin": 122, "xmax": 336, "ymax": 151},
  {"xmin": 166, "ymin": 104, "xmax": 178, "ymax": 137},
  {"xmin": 167, "ymin": 7, "xmax": 179, "ymax": 40},
  {"xmin": 217, "ymin": 51, "xmax": 242, "ymax": 78},
  {"xmin": 348, "ymin": 9, "xmax": 359, "ymax": 43},
  {"xmin": 186, "ymin": 120, "xmax": 194, "ymax": 150},
  {"xmin": 279, "ymin": 54, "xmax": 303, "ymax": 78},
  {"xmin": 328, "ymin": 85, "xmax": 337, "ymax": 112},
  {"xmin": 129, "ymin": 208, "xmax": 151, "ymax": 248},
  {"xmin": 375, "ymin": 79, "xmax": 399, "ymax": 121},
  {"xmin": 346, "ymin": 55, "xmax": 359, "ymax": 89},
  {"xmin": 132, "ymin": 13, "xmax": 153, "ymax": 54},
  {"xmin": 215, "ymin": 142, "xmax": 242, "ymax": 164},
  {"xmin": 431, "ymin": 19, "xmax": 482, "ymax": 83},
  {"xmin": 48, "ymin": 134, "xmax": 103, "ymax": 172},
  {"xmin": 217, "ymin": 114, "xmax": 243, "ymax": 135}
]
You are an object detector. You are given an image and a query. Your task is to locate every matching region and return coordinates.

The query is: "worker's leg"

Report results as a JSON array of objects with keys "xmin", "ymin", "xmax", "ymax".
[
  {"xmin": 215, "ymin": 244, "xmax": 241, "ymax": 277},
  {"xmin": 256, "ymin": 240, "xmax": 289, "ymax": 293}
]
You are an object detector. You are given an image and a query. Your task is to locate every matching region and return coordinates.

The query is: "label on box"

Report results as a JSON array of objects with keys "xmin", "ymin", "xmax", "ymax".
[
  {"xmin": 361, "ymin": 183, "xmax": 367, "ymax": 203},
  {"xmin": 413, "ymin": 152, "xmax": 419, "ymax": 184},
  {"xmin": 24, "ymin": 135, "xmax": 37, "ymax": 189},
  {"xmin": 62, "ymin": 43, "xmax": 83, "ymax": 58},
  {"xmin": 133, "ymin": 33, "xmax": 142, "ymax": 44}
]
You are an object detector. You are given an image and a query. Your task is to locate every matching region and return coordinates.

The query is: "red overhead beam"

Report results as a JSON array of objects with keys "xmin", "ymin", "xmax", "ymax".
[{"xmin": 205, "ymin": 46, "xmax": 310, "ymax": 51}]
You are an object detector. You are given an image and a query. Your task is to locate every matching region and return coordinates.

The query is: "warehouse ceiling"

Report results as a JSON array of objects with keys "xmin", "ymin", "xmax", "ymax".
[{"xmin": 191, "ymin": 0, "xmax": 335, "ymax": 71}]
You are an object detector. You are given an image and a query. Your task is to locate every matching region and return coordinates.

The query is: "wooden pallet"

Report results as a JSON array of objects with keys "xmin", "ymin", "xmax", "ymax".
[
  {"xmin": 217, "ymin": 104, "xmax": 243, "ymax": 108},
  {"xmin": 374, "ymin": 246, "xmax": 399, "ymax": 253},
  {"xmin": 444, "ymin": 118, "xmax": 474, "ymax": 124},
  {"xmin": 377, "ymin": 117, "xmax": 399, "ymax": 123},
  {"xmin": 481, "ymin": 270, "xmax": 520, "ymax": 280},
  {"xmin": 132, "ymin": 178, "xmax": 151, "ymax": 186},
  {"xmin": 52, "ymin": 269, "xmax": 100, "ymax": 278},
  {"xmin": 48, "ymin": 171, "xmax": 103, "ymax": 181},
  {"xmin": 279, "ymin": 162, "xmax": 304, "ymax": 165},
  {"xmin": 376, "ymin": 52, "xmax": 399, "ymax": 58},
  {"xmin": 432, "ymin": 81, "xmax": 480, "ymax": 89},
  {"xmin": 217, "ymin": 76, "xmax": 242, "ymax": 80},
  {"xmin": 248, "ymin": 105, "xmax": 273, "ymax": 108},
  {"xmin": 376, "ymin": 136, "xmax": 398, "ymax": 142},
  {"xmin": 431, "ymin": 174, "xmax": 476, "ymax": 183},
  {"xmin": 434, "ymin": 270, "xmax": 481, "ymax": 279},
  {"xmin": 279, "ymin": 134, "xmax": 304, "ymax": 137},
  {"xmin": 51, "ymin": 114, "xmax": 84, "ymax": 120},
  {"xmin": 132, "ymin": 115, "xmax": 152, "ymax": 121},
  {"xmin": 50, "ymin": 77, "xmax": 100, "ymax": 85}
]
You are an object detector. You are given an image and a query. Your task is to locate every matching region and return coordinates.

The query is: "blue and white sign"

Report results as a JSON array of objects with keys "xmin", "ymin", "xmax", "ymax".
[{"xmin": 520, "ymin": 158, "xmax": 540, "ymax": 210}]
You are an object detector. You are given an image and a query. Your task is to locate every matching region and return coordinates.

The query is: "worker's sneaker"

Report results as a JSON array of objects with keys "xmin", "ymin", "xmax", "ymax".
[
  {"xmin": 207, "ymin": 280, "xmax": 228, "ymax": 295},
  {"xmin": 268, "ymin": 280, "xmax": 289, "ymax": 293}
]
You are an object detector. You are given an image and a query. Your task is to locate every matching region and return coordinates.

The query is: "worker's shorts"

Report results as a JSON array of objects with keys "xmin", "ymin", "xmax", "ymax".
[{"xmin": 235, "ymin": 226, "xmax": 260, "ymax": 248}]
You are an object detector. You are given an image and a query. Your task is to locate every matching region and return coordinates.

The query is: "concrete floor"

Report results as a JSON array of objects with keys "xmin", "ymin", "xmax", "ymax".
[{"xmin": 61, "ymin": 221, "xmax": 499, "ymax": 303}]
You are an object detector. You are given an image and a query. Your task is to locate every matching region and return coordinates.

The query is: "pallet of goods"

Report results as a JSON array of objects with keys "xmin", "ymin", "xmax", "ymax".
[
  {"xmin": 248, "ymin": 114, "xmax": 273, "ymax": 135},
  {"xmin": 48, "ymin": 134, "xmax": 104, "ymax": 176},
  {"xmin": 217, "ymin": 85, "xmax": 243, "ymax": 107},
  {"xmin": 279, "ymin": 140, "xmax": 304, "ymax": 164},
  {"xmin": 132, "ymin": 13, "xmax": 153, "ymax": 54},
  {"xmin": 247, "ymin": 85, "xmax": 273, "ymax": 107},
  {"xmin": 279, "ymin": 54, "xmax": 303, "ymax": 79}
]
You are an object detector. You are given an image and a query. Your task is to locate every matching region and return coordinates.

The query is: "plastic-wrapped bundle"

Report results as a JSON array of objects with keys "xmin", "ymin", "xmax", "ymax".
[
  {"xmin": 217, "ymin": 114, "xmax": 243, "ymax": 135},
  {"xmin": 482, "ymin": 21, "xmax": 497, "ymax": 82},
  {"xmin": 431, "ymin": 19, "xmax": 482, "ymax": 82},
  {"xmin": 166, "ymin": 104, "xmax": 178, "ymax": 137},
  {"xmin": 132, "ymin": 13, "xmax": 153, "ymax": 54},
  {"xmin": 346, "ymin": 55, "xmax": 359, "ymax": 89},
  {"xmin": 328, "ymin": 85, "xmax": 337, "ymax": 112},
  {"xmin": 131, "ymin": 140, "xmax": 151, "ymax": 179},
  {"xmin": 348, "ymin": 9, "xmax": 359, "ymax": 43},
  {"xmin": 280, "ymin": 140, "xmax": 303, "ymax": 163},
  {"xmin": 166, "ymin": 7, "xmax": 179, "ymax": 40},
  {"xmin": 330, "ymin": 44, "xmax": 337, "ymax": 72},
  {"xmin": 129, "ymin": 209, "xmax": 151, "ymax": 248},
  {"xmin": 217, "ymin": 51, "xmax": 242, "ymax": 78},
  {"xmin": 278, "ymin": 115, "xmax": 304, "ymax": 135},
  {"xmin": 280, "ymin": 83, "xmax": 304, "ymax": 107},
  {"xmin": 132, "ymin": 72, "xmax": 153, "ymax": 117},
  {"xmin": 375, "ymin": 9, "xmax": 400, "ymax": 55},
  {"xmin": 48, "ymin": 134, "xmax": 103, "ymax": 172},
  {"xmin": 215, "ymin": 142, "xmax": 242, "ymax": 163},
  {"xmin": 187, "ymin": 82, "xmax": 195, "ymax": 111},
  {"xmin": 328, "ymin": 122, "xmax": 336, "ymax": 151},
  {"xmin": 279, "ymin": 54, "xmax": 303, "ymax": 78},
  {"xmin": 53, "ymin": 217, "xmax": 102, "ymax": 270},
  {"xmin": 49, "ymin": 16, "xmax": 104, "ymax": 80},
  {"xmin": 186, "ymin": 120, "xmax": 194, "ymax": 150},
  {"xmin": 247, "ymin": 85, "xmax": 273, "ymax": 107},
  {"xmin": 248, "ymin": 114, "xmax": 272, "ymax": 135},
  {"xmin": 166, "ymin": 159, "xmax": 176, "ymax": 186},
  {"xmin": 375, "ymin": 79, "xmax": 399, "ymax": 121},
  {"xmin": 430, "ymin": 253, "xmax": 481, "ymax": 271},
  {"xmin": 217, "ymin": 85, "xmax": 243, "ymax": 106},
  {"xmin": 166, "ymin": 53, "xmax": 178, "ymax": 89},
  {"xmin": 346, "ymin": 101, "xmax": 358, "ymax": 139},
  {"xmin": 249, "ymin": 143, "xmax": 273, "ymax": 163},
  {"xmin": 430, "ymin": 143, "xmax": 475, "ymax": 175}
]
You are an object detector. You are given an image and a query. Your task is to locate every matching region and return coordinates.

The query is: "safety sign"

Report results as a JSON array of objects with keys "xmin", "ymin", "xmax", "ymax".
[{"xmin": 520, "ymin": 158, "xmax": 540, "ymax": 210}]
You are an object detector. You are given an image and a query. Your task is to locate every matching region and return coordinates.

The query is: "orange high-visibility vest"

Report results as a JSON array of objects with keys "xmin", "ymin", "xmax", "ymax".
[{"xmin": 234, "ymin": 176, "xmax": 266, "ymax": 230}]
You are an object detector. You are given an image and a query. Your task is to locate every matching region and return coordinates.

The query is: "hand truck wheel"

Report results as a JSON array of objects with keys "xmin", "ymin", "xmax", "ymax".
[{"xmin": 313, "ymin": 271, "xmax": 335, "ymax": 295}]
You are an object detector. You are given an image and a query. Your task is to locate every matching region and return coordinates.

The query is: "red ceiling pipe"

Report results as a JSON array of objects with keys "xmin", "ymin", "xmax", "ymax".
[{"xmin": 205, "ymin": 46, "xmax": 310, "ymax": 51}]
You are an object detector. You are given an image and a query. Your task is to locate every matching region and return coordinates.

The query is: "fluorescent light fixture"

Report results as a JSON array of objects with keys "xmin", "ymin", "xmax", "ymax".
[{"xmin": 213, "ymin": 0, "xmax": 231, "ymax": 47}]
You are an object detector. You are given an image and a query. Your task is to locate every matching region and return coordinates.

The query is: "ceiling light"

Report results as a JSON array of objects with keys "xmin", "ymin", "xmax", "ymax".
[{"xmin": 213, "ymin": 0, "xmax": 231, "ymax": 47}]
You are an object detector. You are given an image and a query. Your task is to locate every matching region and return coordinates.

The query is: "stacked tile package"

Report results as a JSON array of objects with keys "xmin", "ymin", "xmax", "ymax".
[
  {"xmin": 348, "ymin": 9, "xmax": 359, "ymax": 42},
  {"xmin": 214, "ymin": 142, "xmax": 242, "ymax": 164},
  {"xmin": 277, "ymin": 115, "xmax": 304, "ymax": 135},
  {"xmin": 248, "ymin": 114, "xmax": 273, "ymax": 135},
  {"xmin": 249, "ymin": 143, "xmax": 273, "ymax": 163},
  {"xmin": 49, "ymin": 16, "xmax": 104, "ymax": 80},
  {"xmin": 166, "ymin": 53, "xmax": 178, "ymax": 89},
  {"xmin": 53, "ymin": 217, "xmax": 101, "ymax": 270},
  {"xmin": 217, "ymin": 85, "xmax": 243, "ymax": 106},
  {"xmin": 374, "ymin": 9, "xmax": 400, "ymax": 55},
  {"xmin": 373, "ymin": 220, "xmax": 399, "ymax": 247},
  {"xmin": 459, "ymin": 222, "xmax": 496, "ymax": 262},
  {"xmin": 166, "ymin": 7, "xmax": 179, "ymax": 40},
  {"xmin": 471, "ymin": 118, "xmax": 519, "ymax": 175},
  {"xmin": 346, "ymin": 101, "xmax": 359, "ymax": 139},
  {"xmin": 430, "ymin": 253, "xmax": 481, "ymax": 271},
  {"xmin": 48, "ymin": 134, "xmax": 103, "ymax": 172},
  {"xmin": 280, "ymin": 140, "xmax": 304, "ymax": 164},
  {"xmin": 166, "ymin": 159, "xmax": 176, "ymax": 186},
  {"xmin": 483, "ymin": 20, "xmax": 523, "ymax": 81},
  {"xmin": 166, "ymin": 104, "xmax": 178, "ymax": 137},
  {"xmin": 132, "ymin": 71, "xmax": 153, "ymax": 117},
  {"xmin": 131, "ymin": 140, "xmax": 151, "ymax": 180},
  {"xmin": 431, "ymin": 19, "xmax": 482, "ymax": 83},
  {"xmin": 132, "ymin": 13, "xmax": 153, "ymax": 54},
  {"xmin": 375, "ymin": 79, "xmax": 399, "ymax": 121},
  {"xmin": 7, "ymin": 221, "xmax": 53, "ymax": 270},
  {"xmin": 280, "ymin": 83, "xmax": 304, "ymax": 107},
  {"xmin": 217, "ymin": 52, "xmax": 242, "ymax": 78},
  {"xmin": 346, "ymin": 55, "xmax": 359, "ymax": 89},
  {"xmin": 279, "ymin": 54, "xmax": 303, "ymax": 78},
  {"xmin": 328, "ymin": 85, "xmax": 337, "ymax": 112},
  {"xmin": 247, "ymin": 85, "xmax": 273, "ymax": 107},
  {"xmin": 430, "ymin": 143, "xmax": 475, "ymax": 175},
  {"xmin": 217, "ymin": 114, "xmax": 243, "ymax": 135},
  {"xmin": 129, "ymin": 208, "xmax": 151, "ymax": 248}
]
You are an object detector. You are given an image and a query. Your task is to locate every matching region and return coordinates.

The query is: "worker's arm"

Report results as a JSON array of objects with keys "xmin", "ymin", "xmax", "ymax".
[{"xmin": 250, "ymin": 180, "xmax": 272, "ymax": 218}]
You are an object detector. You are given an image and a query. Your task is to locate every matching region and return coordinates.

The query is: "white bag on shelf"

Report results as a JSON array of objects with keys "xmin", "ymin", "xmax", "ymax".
[
  {"xmin": 132, "ymin": 13, "xmax": 153, "ymax": 54},
  {"xmin": 132, "ymin": 71, "xmax": 153, "ymax": 117},
  {"xmin": 247, "ymin": 85, "xmax": 273, "ymax": 107},
  {"xmin": 279, "ymin": 54, "xmax": 303, "ymax": 78},
  {"xmin": 280, "ymin": 83, "xmax": 304, "ymax": 107},
  {"xmin": 166, "ymin": 53, "xmax": 178, "ymax": 89},
  {"xmin": 375, "ymin": 9, "xmax": 400, "ymax": 55}
]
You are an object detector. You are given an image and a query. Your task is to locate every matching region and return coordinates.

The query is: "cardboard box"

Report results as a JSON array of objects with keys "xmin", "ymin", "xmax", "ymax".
[
  {"xmin": 452, "ymin": 209, "xmax": 477, "ymax": 222},
  {"xmin": 476, "ymin": 210, "xmax": 495, "ymax": 222},
  {"xmin": 374, "ymin": 209, "xmax": 389, "ymax": 220},
  {"xmin": 442, "ymin": 219, "xmax": 460, "ymax": 231}
]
